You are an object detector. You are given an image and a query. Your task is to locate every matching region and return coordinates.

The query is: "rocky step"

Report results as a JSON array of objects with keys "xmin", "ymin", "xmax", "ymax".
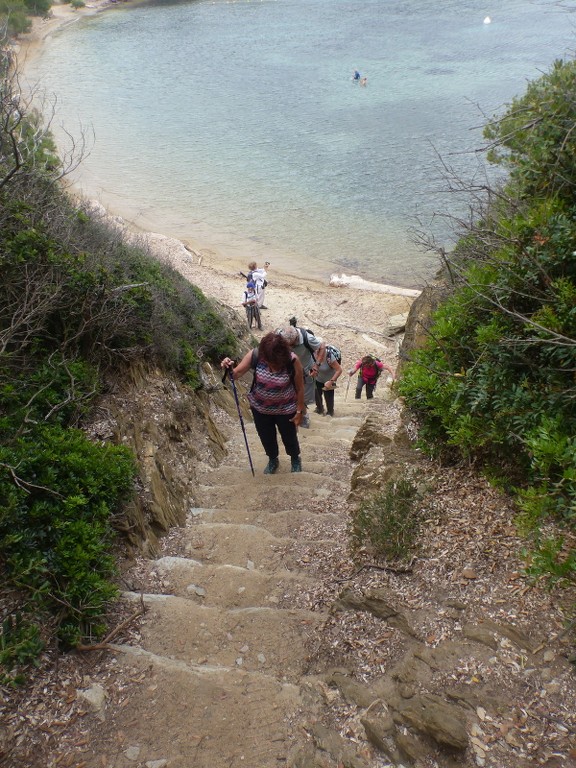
[
  {"xmin": 180, "ymin": 522, "xmax": 342, "ymax": 573},
  {"xmin": 295, "ymin": 428, "xmax": 360, "ymax": 446},
  {"xmin": 198, "ymin": 480, "xmax": 339, "ymax": 510},
  {"xmin": 303, "ymin": 414, "xmax": 366, "ymax": 427},
  {"xmin": 217, "ymin": 429, "xmax": 362, "ymax": 472},
  {"xmin": 89, "ymin": 646, "xmax": 303, "ymax": 768},
  {"xmin": 122, "ymin": 593, "xmax": 322, "ymax": 678},
  {"xmin": 141, "ymin": 557, "xmax": 316, "ymax": 608},
  {"xmin": 196, "ymin": 466, "xmax": 350, "ymax": 490},
  {"xmin": 189, "ymin": 506, "xmax": 342, "ymax": 539},
  {"xmin": 179, "ymin": 522, "xmax": 292, "ymax": 570}
]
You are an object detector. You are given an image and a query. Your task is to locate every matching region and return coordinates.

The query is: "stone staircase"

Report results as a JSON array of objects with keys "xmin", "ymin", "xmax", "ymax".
[{"xmin": 98, "ymin": 398, "xmax": 370, "ymax": 768}]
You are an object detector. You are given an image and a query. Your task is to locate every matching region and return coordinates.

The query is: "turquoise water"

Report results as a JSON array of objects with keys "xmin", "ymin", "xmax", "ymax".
[{"xmin": 27, "ymin": 0, "xmax": 574, "ymax": 286}]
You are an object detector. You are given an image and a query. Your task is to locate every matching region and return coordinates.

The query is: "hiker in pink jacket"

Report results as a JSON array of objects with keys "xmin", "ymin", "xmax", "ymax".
[{"xmin": 349, "ymin": 354, "xmax": 395, "ymax": 400}]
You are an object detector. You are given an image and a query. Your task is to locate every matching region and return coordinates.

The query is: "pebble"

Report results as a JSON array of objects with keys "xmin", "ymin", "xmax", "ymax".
[
  {"xmin": 124, "ymin": 746, "xmax": 141, "ymax": 761},
  {"xmin": 146, "ymin": 761, "xmax": 168, "ymax": 768}
]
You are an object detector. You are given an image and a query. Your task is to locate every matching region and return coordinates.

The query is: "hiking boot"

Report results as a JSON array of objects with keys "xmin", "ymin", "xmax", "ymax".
[
  {"xmin": 264, "ymin": 458, "xmax": 279, "ymax": 474},
  {"xmin": 300, "ymin": 413, "xmax": 310, "ymax": 428},
  {"xmin": 327, "ymin": 410, "xmax": 334, "ymax": 417},
  {"xmin": 314, "ymin": 407, "xmax": 324, "ymax": 414},
  {"xmin": 291, "ymin": 457, "xmax": 302, "ymax": 473}
]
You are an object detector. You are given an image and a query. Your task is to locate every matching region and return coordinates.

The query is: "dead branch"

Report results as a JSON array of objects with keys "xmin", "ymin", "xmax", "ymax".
[{"xmin": 75, "ymin": 598, "xmax": 147, "ymax": 652}]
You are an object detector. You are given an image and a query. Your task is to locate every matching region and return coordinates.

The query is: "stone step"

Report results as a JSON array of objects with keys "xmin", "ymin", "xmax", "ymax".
[
  {"xmin": 295, "ymin": 429, "xmax": 359, "ymax": 446},
  {"xmin": 197, "ymin": 465, "xmax": 349, "ymax": 490},
  {"xmin": 303, "ymin": 414, "xmax": 366, "ymax": 427},
  {"xmin": 122, "ymin": 593, "xmax": 322, "ymax": 678},
  {"xmin": 198, "ymin": 480, "xmax": 336, "ymax": 510},
  {"xmin": 96, "ymin": 646, "xmax": 302, "ymax": 768},
  {"xmin": 222, "ymin": 431, "xmax": 357, "ymax": 459},
  {"xmin": 190, "ymin": 507, "xmax": 341, "ymax": 539},
  {"xmin": 144, "ymin": 558, "xmax": 315, "ymax": 608},
  {"xmin": 180, "ymin": 522, "xmax": 291, "ymax": 570}
]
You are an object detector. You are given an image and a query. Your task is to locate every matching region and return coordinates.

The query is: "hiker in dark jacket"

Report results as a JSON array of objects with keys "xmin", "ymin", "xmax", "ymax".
[
  {"xmin": 221, "ymin": 332, "xmax": 305, "ymax": 474},
  {"xmin": 349, "ymin": 354, "xmax": 395, "ymax": 399}
]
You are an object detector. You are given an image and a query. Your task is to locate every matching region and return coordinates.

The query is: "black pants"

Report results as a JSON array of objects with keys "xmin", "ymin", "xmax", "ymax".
[
  {"xmin": 355, "ymin": 378, "xmax": 376, "ymax": 399},
  {"xmin": 251, "ymin": 408, "xmax": 300, "ymax": 460},
  {"xmin": 315, "ymin": 380, "xmax": 335, "ymax": 414}
]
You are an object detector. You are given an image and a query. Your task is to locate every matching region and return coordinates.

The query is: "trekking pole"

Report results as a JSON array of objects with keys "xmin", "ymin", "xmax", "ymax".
[
  {"xmin": 345, "ymin": 375, "xmax": 351, "ymax": 401},
  {"xmin": 222, "ymin": 367, "xmax": 255, "ymax": 476}
]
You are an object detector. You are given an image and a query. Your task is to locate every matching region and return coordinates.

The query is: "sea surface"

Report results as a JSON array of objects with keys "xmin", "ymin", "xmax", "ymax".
[{"xmin": 26, "ymin": 0, "xmax": 575, "ymax": 287}]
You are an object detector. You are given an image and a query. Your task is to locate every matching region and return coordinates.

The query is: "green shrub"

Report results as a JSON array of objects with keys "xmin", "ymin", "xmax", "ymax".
[
  {"xmin": 0, "ymin": 43, "xmax": 240, "ymax": 676},
  {"xmin": 349, "ymin": 476, "xmax": 422, "ymax": 562},
  {"xmin": 0, "ymin": 426, "xmax": 136, "ymax": 649},
  {"xmin": 0, "ymin": 3, "xmax": 31, "ymax": 34},
  {"xmin": 22, "ymin": 0, "xmax": 50, "ymax": 14},
  {"xmin": 0, "ymin": 613, "xmax": 44, "ymax": 686},
  {"xmin": 523, "ymin": 537, "xmax": 576, "ymax": 588},
  {"xmin": 399, "ymin": 58, "xmax": 576, "ymax": 587}
]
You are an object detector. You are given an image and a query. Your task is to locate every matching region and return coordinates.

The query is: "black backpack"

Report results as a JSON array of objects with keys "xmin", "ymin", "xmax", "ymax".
[{"xmin": 297, "ymin": 327, "xmax": 318, "ymax": 361}]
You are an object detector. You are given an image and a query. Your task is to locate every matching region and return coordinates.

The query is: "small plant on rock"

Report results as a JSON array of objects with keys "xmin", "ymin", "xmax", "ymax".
[{"xmin": 349, "ymin": 475, "xmax": 422, "ymax": 562}]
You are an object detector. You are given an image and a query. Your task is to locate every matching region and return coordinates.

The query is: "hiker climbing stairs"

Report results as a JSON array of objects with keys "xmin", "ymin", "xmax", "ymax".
[{"xmin": 98, "ymin": 398, "xmax": 370, "ymax": 767}]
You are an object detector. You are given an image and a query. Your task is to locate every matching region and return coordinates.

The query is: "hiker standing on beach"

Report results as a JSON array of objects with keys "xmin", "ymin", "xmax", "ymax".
[
  {"xmin": 349, "ymin": 354, "xmax": 395, "ymax": 400},
  {"xmin": 314, "ymin": 343, "xmax": 342, "ymax": 416},
  {"xmin": 247, "ymin": 261, "xmax": 269, "ymax": 309},
  {"xmin": 277, "ymin": 325, "xmax": 325, "ymax": 420},
  {"xmin": 221, "ymin": 332, "xmax": 305, "ymax": 474}
]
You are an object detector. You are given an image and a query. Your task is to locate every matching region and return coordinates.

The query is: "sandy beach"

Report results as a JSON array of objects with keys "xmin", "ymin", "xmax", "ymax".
[{"xmin": 16, "ymin": 1, "xmax": 421, "ymax": 370}]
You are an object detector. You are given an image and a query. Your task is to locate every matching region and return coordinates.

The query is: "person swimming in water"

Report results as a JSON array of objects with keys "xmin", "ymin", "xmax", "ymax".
[{"xmin": 352, "ymin": 69, "xmax": 361, "ymax": 82}]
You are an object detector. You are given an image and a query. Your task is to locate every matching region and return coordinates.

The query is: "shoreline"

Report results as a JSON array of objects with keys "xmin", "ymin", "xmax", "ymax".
[{"xmin": 14, "ymin": 1, "xmax": 420, "ymax": 361}]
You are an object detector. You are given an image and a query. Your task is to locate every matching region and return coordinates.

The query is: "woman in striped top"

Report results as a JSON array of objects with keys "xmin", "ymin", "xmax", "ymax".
[{"xmin": 221, "ymin": 332, "xmax": 306, "ymax": 474}]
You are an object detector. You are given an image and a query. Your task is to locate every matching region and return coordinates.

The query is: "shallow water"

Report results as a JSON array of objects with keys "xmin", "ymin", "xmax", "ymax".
[{"xmin": 26, "ymin": 0, "xmax": 575, "ymax": 286}]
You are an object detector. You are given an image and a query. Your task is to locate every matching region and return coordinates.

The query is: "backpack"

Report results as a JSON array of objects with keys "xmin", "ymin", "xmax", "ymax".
[
  {"xmin": 325, "ymin": 344, "xmax": 341, "ymax": 364},
  {"xmin": 297, "ymin": 327, "xmax": 317, "ymax": 361}
]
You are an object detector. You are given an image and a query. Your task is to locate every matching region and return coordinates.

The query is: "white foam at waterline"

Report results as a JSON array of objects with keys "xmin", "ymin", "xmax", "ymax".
[{"xmin": 329, "ymin": 273, "xmax": 420, "ymax": 297}]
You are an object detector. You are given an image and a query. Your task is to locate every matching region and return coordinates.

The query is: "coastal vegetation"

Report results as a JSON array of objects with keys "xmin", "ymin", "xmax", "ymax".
[
  {"xmin": 0, "ymin": 0, "xmax": 51, "ymax": 36},
  {"xmin": 0, "ymin": 36, "xmax": 237, "ymax": 681},
  {"xmin": 398, "ymin": 59, "xmax": 576, "ymax": 588},
  {"xmin": 1, "ymin": 3, "xmax": 574, "ymax": 686}
]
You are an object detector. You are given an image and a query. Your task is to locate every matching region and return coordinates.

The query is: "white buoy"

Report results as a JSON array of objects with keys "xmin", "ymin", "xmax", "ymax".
[{"xmin": 484, "ymin": 16, "xmax": 491, "ymax": 24}]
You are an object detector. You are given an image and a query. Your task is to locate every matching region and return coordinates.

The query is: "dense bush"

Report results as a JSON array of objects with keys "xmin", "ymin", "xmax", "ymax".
[
  {"xmin": 399, "ymin": 60, "xmax": 576, "ymax": 585},
  {"xmin": 0, "ymin": 0, "xmax": 51, "ymax": 36},
  {"xmin": 0, "ymin": 1, "xmax": 32, "ymax": 35},
  {"xmin": 0, "ymin": 37, "xmax": 239, "ymax": 678}
]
